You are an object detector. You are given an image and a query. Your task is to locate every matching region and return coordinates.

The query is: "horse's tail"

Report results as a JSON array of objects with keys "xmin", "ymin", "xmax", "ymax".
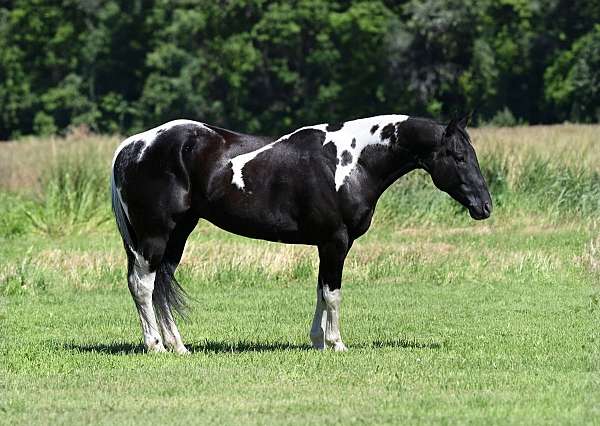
[
  {"xmin": 110, "ymin": 166, "xmax": 136, "ymax": 251},
  {"xmin": 154, "ymin": 262, "xmax": 188, "ymax": 320}
]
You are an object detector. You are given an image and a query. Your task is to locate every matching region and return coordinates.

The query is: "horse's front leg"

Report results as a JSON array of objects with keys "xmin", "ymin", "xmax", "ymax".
[
  {"xmin": 310, "ymin": 230, "xmax": 350, "ymax": 352},
  {"xmin": 309, "ymin": 284, "xmax": 327, "ymax": 350}
]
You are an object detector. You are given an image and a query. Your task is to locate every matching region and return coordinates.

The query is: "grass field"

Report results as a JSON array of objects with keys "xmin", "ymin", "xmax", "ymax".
[{"xmin": 1, "ymin": 125, "xmax": 599, "ymax": 424}]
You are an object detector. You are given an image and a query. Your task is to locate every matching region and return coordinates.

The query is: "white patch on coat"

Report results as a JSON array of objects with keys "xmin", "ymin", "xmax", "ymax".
[
  {"xmin": 230, "ymin": 141, "xmax": 278, "ymax": 190},
  {"xmin": 322, "ymin": 115, "xmax": 408, "ymax": 190},
  {"xmin": 228, "ymin": 115, "xmax": 408, "ymax": 191},
  {"xmin": 111, "ymin": 119, "xmax": 212, "ymax": 170},
  {"xmin": 229, "ymin": 124, "xmax": 327, "ymax": 190},
  {"xmin": 322, "ymin": 285, "xmax": 347, "ymax": 351}
]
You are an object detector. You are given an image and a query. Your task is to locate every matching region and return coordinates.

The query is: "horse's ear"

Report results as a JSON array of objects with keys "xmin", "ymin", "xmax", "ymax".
[
  {"xmin": 443, "ymin": 117, "xmax": 459, "ymax": 140},
  {"xmin": 457, "ymin": 111, "xmax": 472, "ymax": 129}
]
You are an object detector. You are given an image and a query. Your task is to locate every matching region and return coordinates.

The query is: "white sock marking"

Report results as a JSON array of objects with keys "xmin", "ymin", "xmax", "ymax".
[
  {"xmin": 322, "ymin": 285, "xmax": 347, "ymax": 351},
  {"xmin": 157, "ymin": 304, "xmax": 188, "ymax": 354},
  {"xmin": 129, "ymin": 251, "xmax": 165, "ymax": 352}
]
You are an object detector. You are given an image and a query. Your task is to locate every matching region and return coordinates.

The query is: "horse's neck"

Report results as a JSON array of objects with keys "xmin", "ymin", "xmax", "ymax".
[{"xmin": 363, "ymin": 146, "xmax": 418, "ymax": 196}]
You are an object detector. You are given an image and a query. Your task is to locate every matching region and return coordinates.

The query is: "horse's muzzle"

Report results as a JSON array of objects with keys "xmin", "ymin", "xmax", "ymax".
[{"xmin": 469, "ymin": 200, "xmax": 492, "ymax": 220}]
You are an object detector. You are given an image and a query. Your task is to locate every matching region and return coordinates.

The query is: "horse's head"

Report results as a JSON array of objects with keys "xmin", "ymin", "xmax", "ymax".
[{"xmin": 423, "ymin": 114, "xmax": 492, "ymax": 220}]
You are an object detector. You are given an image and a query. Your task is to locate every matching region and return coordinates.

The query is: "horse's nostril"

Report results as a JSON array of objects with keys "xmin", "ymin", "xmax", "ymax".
[{"xmin": 483, "ymin": 201, "xmax": 491, "ymax": 215}]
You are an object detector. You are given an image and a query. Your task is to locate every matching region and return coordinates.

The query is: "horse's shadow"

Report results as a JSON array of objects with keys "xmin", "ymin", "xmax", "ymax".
[
  {"xmin": 64, "ymin": 340, "xmax": 310, "ymax": 355},
  {"xmin": 64, "ymin": 338, "xmax": 442, "ymax": 355},
  {"xmin": 370, "ymin": 339, "xmax": 443, "ymax": 350}
]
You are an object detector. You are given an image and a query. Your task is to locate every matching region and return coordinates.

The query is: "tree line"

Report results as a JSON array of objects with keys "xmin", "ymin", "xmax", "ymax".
[{"xmin": 1, "ymin": 0, "xmax": 598, "ymax": 139}]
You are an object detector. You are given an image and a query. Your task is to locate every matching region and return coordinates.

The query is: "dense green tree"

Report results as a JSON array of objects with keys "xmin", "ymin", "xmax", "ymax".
[
  {"xmin": 0, "ymin": 0, "xmax": 598, "ymax": 138},
  {"xmin": 544, "ymin": 25, "xmax": 600, "ymax": 123}
]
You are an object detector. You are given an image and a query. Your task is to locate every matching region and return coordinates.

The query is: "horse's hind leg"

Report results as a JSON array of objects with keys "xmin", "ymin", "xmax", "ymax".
[
  {"xmin": 154, "ymin": 214, "xmax": 199, "ymax": 354},
  {"xmin": 126, "ymin": 238, "xmax": 169, "ymax": 353}
]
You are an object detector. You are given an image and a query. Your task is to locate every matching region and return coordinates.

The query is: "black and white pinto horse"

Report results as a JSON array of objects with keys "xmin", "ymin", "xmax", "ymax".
[{"xmin": 111, "ymin": 114, "xmax": 492, "ymax": 354}]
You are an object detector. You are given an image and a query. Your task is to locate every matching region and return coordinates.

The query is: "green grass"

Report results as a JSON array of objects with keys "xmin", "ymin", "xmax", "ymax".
[
  {"xmin": 1, "ymin": 221, "xmax": 598, "ymax": 425},
  {"xmin": 1, "ymin": 126, "xmax": 599, "ymax": 424}
]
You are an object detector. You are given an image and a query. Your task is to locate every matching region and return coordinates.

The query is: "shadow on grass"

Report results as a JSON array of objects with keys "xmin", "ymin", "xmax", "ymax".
[
  {"xmin": 64, "ymin": 338, "xmax": 443, "ymax": 354},
  {"xmin": 64, "ymin": 340, "xmax": 311, "ymax": 355},
  {"xmin": 368, "ymin": 339, "xmax": 444, "ymax": 350},
  {"xmin": 64, "ymin": 342, "xmax": 145, "ymax": 354}
]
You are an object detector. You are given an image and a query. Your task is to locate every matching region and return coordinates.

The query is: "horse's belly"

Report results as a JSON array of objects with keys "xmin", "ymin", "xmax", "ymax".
[{"xmin": 203, "ymin": 208, "xmax": 310, "ymax": 244}]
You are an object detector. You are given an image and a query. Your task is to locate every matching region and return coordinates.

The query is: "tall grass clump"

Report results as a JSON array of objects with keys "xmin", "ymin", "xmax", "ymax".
[
  {"xmin": 376, "ymin": 171, "xmax": 466, "ymax": 227},
  {"xmin": 0, "ymin": 134, "xmax": 118, "ymax": 237},
  {"xmin": 517, "ymin": 156, "xmax": 600, "ymax": 217},
  {"xmin": 376, "ymin": 125, "xmax": 600, "ymax": 227},
  {"xmin": 24, "ymin": 154, "xmax": 111, "ymax": 236}
]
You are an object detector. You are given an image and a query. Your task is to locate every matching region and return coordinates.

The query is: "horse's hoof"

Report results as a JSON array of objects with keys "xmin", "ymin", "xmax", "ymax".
[
  {"xmin": 175, "ymin": 346, "xmax": 190, "ymax": 355},
  {"xmin": 147, "ymin": 342, "xmax": 167, "ymax": 353},
  {"xmin": 328, "ymin": 341, "xmax": 347, "ymax": 352}
]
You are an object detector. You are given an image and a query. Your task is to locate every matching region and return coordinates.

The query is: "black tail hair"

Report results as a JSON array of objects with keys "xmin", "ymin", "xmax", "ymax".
[{"xmin": 153, "ymin": 263, "xmax": 189, "ymax": 320}]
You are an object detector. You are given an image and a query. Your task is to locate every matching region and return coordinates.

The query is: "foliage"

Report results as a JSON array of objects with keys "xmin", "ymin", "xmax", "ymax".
[
  {"xmin": 544, "ymin": 24, "xmax": 600, "ymax": 123},
  {"xmin": 0, "ymin": 0, "xmax": 599, "ymax": 138}
]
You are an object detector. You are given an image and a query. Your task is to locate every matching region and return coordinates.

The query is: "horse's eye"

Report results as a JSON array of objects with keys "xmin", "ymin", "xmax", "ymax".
[{"xmin": 456, "ymin": 155, "xmax": 465, "ymax": 163}]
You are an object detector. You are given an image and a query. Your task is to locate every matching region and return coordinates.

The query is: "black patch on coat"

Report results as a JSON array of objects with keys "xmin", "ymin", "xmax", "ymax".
[
  {"xmin": 157, "ymin": 128, "xmax": 166, "ymax": 135},
  {"xmin": 326, "ymin": 122, "xmax": 344, "ymax": 132},
  {"xmin": 323, "ymin": 142, "xmax": 338, "ymax": 167},
  {"xmin": 380, "ymin": 123, "xmax": 397, "ymax": 144},
  {"xmin": 340, "ymin": 150, "xmax": 353, "ymax": 166},
  {"xmin": 370, "ymin": 124, "xmax": 379, "ymax": 134},
  {"xmin": 351, "ymin": 138, "xmax": 356, "ymax": 148}
]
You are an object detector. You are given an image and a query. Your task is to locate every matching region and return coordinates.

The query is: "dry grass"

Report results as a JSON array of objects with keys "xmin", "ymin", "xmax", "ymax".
[
  {"xmin": 0, "ymin": 134, "xmax": 119, "ymax": 193},
  {"xmin": 472, "ymin": 124, "xmax": 600, "ymax": 170}
]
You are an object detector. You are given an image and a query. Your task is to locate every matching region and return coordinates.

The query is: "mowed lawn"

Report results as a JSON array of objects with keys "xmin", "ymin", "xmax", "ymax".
[{"xmin": 1, "ymin": 217, "xmax": 598, "ymax": 424}]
